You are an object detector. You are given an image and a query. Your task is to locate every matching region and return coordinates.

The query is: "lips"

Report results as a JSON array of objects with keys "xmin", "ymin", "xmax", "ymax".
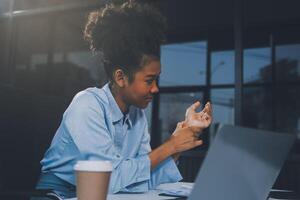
[{"xmin": 145, "ymin": 96, "xmax": 153, "ymax": 101}]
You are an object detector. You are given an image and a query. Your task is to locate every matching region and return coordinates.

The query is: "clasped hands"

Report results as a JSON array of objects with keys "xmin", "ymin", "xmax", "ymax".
[{"xmin": 169, "ymin": 101, "xmax": 212, "ymax": 155}]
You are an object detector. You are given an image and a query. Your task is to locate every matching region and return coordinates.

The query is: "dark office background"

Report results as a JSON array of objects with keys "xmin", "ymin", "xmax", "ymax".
[{"xmin": 0, "ymin": 0, "xmax": 300, "ymax": 195}]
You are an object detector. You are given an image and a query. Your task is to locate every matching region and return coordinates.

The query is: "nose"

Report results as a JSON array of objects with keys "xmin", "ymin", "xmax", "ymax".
[{"xmin": 150, "ymin": 81, "xmax": 159, "ymax": 94}]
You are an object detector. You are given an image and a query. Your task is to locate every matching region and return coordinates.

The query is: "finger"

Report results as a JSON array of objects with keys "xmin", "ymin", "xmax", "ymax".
[
  {"xmin": 177, "ymin": 121, "xmax": 184, "ymax": 128},
  {"xmin": 202, "ymin": 102, "xmax": 210, "ymax": 113},
  {"xmin": 190, "ymin": 111, "xmax": 204, "ymax": 120},
  {"xmin": 199, "ymin": 113, "xmax": 211, "ymax": 125},
  {"xmin": 204, "ymin": 112, "xmax": 213, "ymax": 122},
  {"xmin": 193, "ymin": 136, "xmax": 198, "ymax": 142},
  {"xmin": 190, "ymin": 101, "xmax": 201, "ymax": 110},
  {"xmin": 201, "ymin": 113, "xmax": 209, "ymax": 120},
  {"xmin": 193, "ymin": 113, "xmax": 205, "ymax": 122},
  {"xmin": 193, "ymin": 139, "xmax": 203, "ymax": 147},
  {"xmin": 186, "ymin": 101, "xmax": 201, "ymax": 116},
  {"xmin": 202, "ymin": 104, "xmax": 208, "ymax": 113},
  {"xmin": 205, "ymin": 102, "xmax": 212, "ymax": 115}
]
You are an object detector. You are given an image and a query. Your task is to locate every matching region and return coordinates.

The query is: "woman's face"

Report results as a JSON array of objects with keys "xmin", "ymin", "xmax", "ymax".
[{"xmin": 121, "ymin": 60, "xmax": 161, "ymax": 109}]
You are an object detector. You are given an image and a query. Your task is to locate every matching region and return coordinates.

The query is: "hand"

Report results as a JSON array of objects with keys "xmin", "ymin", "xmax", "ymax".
[
  {"xmin": 184, "ymin": 101, "xmax": 213, "ymax": 133},
  {"xmin": 168, "ymin": 121, "xmax": 203, "ymax": 154}
]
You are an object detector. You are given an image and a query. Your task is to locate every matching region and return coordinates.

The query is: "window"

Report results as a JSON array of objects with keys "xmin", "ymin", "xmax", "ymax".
[
  {"xmin": 276, "ymin": 44, "xmax": 300, "ymax": 82},
  {"xmin": 211, "ymin": 50, "xmax": 234, "ymax": 85},
  {"xmin": 160, "ymin": 41, "xmax": 207, "ymax": 86},
  {"xmin": 275, "ymin": 86, "xmax": 300, "ymax": 136},
  {"xmin": 0, "ymin": 0, "xmax": 12, "ymax": 15},
  {"xmin": 52, "ymin": 11, "xmax": 107, "ymax": 97},
  {"xmin": 13, "ymin": 0, "xmax": 98, "ymax": 11},
  {"xmin": 159, "ymin": 92, "xmax": 204, "ymax": 143},
  {"xmin": 0, "ymin": 19, "xmax": 10, "ymax": 82},
  {"xmin": 13, "ymin": 17, "xmax": 50, "ymax": 93},
  {"xmin": 244, "ymin": 47, "xmax": 271, "ymax": 83},
  {"xmin": 211, "ymin": 89, "xmax": 234, "ymax": 125},
  {"xmin": 242, "ymin": 86, "xmax": 273, "ymax": 130}
]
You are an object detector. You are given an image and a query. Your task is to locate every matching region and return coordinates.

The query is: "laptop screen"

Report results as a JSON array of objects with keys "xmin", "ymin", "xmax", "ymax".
[{"xmin": 188, "ymin": 125, "xmax": 296, "ymax": 200}]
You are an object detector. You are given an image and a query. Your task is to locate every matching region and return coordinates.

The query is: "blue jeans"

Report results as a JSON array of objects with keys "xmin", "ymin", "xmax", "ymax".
[{"xmin": 32, "ymin": 172, "xmax": 76, "ymax": 199}]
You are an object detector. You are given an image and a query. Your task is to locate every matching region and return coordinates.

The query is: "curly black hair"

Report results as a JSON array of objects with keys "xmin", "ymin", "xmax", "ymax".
[{"xmin": 84, "ymin": 1, "xmax": 166, "ymax": 82}]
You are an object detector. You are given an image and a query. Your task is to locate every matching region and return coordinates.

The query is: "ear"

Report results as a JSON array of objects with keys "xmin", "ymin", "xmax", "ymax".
[{"xmin": 113, "ymin": 69, "xmax": 128, "ymax": 87}]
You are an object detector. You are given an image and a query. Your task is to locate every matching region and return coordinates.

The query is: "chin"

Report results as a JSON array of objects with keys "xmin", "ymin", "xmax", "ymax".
[
  {"xmin": 140, "ymin": 104, "xmax": 149, "ymax": 109},
  {"xmin": 136, "ymin": 102, "xmax": 149, "ymax": 109}
]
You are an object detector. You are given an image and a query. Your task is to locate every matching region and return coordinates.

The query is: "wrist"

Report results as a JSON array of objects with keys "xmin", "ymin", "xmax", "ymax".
[{"xmin": 164, "ymin": 139, "xmax": 177, "ymax": 155}]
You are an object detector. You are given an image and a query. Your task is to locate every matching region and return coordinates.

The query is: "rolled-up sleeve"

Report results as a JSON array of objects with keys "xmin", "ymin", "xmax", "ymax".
[
  {"xmin": 63, "ymin": 93, "xmax": 152, "ymax": 193},
  {"xmin": 137, "ymin": 123, "xmax": 183, "ymax": 190},
  {"xmin": 63, "ymin": 92, "xmax": 181, "ymax": 193}
]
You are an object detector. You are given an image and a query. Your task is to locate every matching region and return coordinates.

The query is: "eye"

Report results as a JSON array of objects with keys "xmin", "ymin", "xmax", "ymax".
[{"xmin": 145, "ymin": 79, "xmax": 154, "ymax": 85}]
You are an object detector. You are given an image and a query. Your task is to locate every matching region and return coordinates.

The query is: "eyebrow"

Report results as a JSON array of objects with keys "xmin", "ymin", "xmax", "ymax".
[
  {"xmin": 145, "ymin": 74, "xmax": 158, "ymax": 78},
  {"xmin": 145, "ymin": 72, "xmax": 161, "ymax": 78}
]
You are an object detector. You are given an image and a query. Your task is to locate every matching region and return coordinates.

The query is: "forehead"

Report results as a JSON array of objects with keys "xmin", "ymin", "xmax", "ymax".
[{"xmin": 137, "ymin": 60, "xmax": 161, "ymax": 77}]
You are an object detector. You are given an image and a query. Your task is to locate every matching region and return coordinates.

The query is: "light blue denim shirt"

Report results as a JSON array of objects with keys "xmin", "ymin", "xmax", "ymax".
[{"xmin": 40, "ymin": 83, "xmax": 182, "ymax": 193}]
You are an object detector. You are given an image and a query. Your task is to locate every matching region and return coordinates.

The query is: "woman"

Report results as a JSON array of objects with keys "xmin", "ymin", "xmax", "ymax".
[{"xmin": 35, "ymin": 1, "xmax": 212, "ymax": 198}]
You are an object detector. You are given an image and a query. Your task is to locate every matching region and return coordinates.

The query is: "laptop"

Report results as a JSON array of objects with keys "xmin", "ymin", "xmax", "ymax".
[{"xmin": 187, "ymin": 125, "xmax": 296, "ymax": 200}]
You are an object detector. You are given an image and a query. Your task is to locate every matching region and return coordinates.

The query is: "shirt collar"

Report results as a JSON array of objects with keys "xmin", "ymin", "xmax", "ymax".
[
  {"xmin": 103, "ymin": 83, "xmax": 124, "ymax": 123},
  {"xmin": 102, "ymin": 83, "xmax": 133, "ymax": 129},
  {"xmin": 124, "ymin": 112, "xmax": 133, "ymax": 128}
]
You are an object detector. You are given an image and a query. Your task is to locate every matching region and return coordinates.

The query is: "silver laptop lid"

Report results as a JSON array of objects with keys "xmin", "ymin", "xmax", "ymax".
[{"xmin": 189, "ymin": 125, "xmax": 296, "ymax": 200}]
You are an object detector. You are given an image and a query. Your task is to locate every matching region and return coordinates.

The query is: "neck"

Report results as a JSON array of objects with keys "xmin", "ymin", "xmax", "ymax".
[{"xmin": 109, "ymin": 82, "xmax": 129, "ymax": 114}]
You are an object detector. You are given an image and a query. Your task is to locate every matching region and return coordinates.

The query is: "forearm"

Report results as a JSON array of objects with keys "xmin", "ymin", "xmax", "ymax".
[
  {"xmin": 149, "ymin": 125, "xmax": 204, "ymax": 170},
  {"xmin": 149, "ymin": 141, "xmax": 175, "ymax": 170}
]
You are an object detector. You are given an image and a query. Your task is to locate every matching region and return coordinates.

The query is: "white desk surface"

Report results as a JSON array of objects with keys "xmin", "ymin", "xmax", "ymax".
[
  {"xmin": 65, "ymin": 182, "xmax": 293, "ymax": 200},
  {"xmin": 66, "ymin": 182, "xmax": 184, "ymax": 200}
]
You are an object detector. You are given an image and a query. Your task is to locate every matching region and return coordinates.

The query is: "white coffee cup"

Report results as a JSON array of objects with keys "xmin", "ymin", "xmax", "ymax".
[{"xmin": 74, "ymin": 160, "xmax": 113, "ymax": 200}]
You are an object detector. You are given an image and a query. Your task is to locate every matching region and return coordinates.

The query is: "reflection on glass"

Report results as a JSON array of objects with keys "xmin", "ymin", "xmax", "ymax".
[
  {"xmin": 14, "ymin": 17, "xmax": 49, "ymax": 93},
  {"xmin": 211, "ymin": 51, "xmax": 234, "ymax": 85},
  {"xmin": 0, "ymin": 20, "xmax": 9, "ymax": 82},
  {"xmin": 276, "ymin": 86, "xmax": 300, "ymax": 137},
  {"xmin": 53, "ymin": 12, "xmax": 107, "ymax": 97},
  {"xmin": 67, "ymin": 51, "xmax": 106, "ymax": 84},
  {"xmin": 276, "ymin": 44, "xmax": 300, "ymax": 82},
  {"xmin": 160, "ymin": 41, "xmax": 207, "ymax": 86},
  {"xmin": 159, "ymin": 92, "xmax": 203, "ymax": 143},
  {"xmin": 244, "ymin": 48, "xmax": 271, "ymax": 83},
  {"xmin": 211, "ymin": 89, "xmax": 234, "ymax": 125},
  {"xmin": 0, "ymin": 0, "xmax": 12, "ymax": 15},
  {"xmin": 243, "ymin": 87, "xmax": 272, "ymax": 130},
  {"xmin": 13, "ymin": 0, "xmax": 97, "ymax": 11}
]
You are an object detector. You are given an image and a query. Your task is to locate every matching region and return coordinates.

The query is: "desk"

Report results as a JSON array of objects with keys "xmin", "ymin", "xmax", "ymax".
[
  {"xmin": 66, "ymin": 182, "xmax": 183, "ymax": 200},
  {"xmin": 65, "ymin": 182, "xmax": 294, "ymax": 200},
  {"xmin": 66, "ymin": 190, "xmax": 174, "ymax": 200}
]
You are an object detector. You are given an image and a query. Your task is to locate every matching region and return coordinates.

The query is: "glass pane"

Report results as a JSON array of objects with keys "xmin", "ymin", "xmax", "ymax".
[
  {"xmin": 244, "ymin": 47, "xmax": 271, "ymax": 83},
  {"xmin": 52, "ymin": 11, "xmax": 107, "ymax": 97},
  {"xmin": 209, "ymin": 88, "xmax": 234, "ymax": 145},
  {"xmin": 0, "ymin": 0, "xmax": 12, "ymax": 14},
  {"xmin": 210, "ymin": 89, "xmax": 234, "ymax": 125},
  {"xmin": 211, "ymin": 50, "xmax": 234, "ymax": 85},
  {"xmin": 159, "ymin": 92, "xmax": 204, "ymax": 143},
  {"xmin": 13, "ymin": 0, "xmax": 98, "ymax": 10},
  {"xmin": 0, "ymin": 20, "xmax": 9, "ymax": 82},
  {"xmin": 1, "ymin": 16, "xmax": 69, "ymax": 190},
  {"xmin": 14, "ymin": 17, "xmax": 50, "ymax": 93},
  {"xmin": 276, "ymin": 44, "xmax": 300, "ymax": 82},
  {"xmin": 243, "ymin": 87, "xmax": 273, "ymax": 130},
  {"xmin": 160, "ymin": 41, "xmax": 207, "ymax": 86},
  {"xmin": 276, "ymin": 86, "xmax": 300, "ymax": 138}
]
